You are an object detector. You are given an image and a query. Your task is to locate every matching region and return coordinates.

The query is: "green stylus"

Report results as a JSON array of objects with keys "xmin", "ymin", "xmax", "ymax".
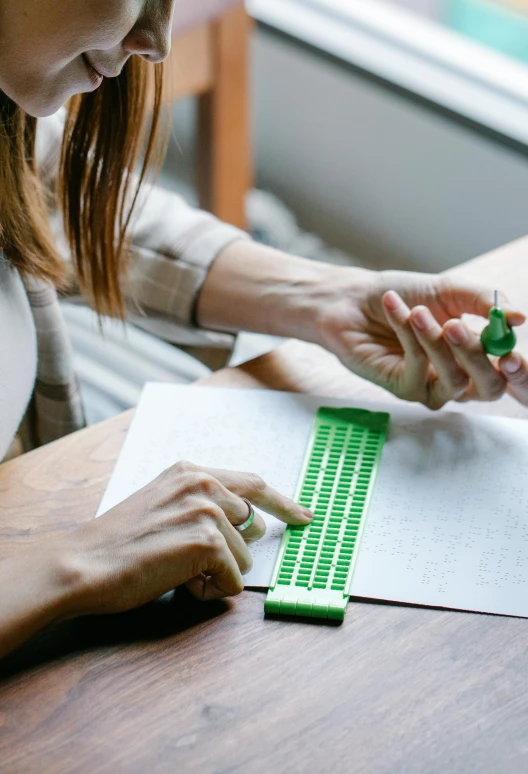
[{"xmin": 481, "ymin": 290, "xmax": 516, "ymax": 357}]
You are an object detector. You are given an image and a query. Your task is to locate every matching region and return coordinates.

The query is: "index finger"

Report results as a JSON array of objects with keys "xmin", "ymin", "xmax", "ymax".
[{"xmin": 197, "ymin": 467, "xmax": 314, "ymax": 526}]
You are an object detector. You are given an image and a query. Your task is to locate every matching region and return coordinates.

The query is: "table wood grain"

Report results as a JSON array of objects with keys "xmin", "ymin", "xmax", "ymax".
[{"xmin": 2, "ymin": 238, "xmax": 528, "ymax": 773}]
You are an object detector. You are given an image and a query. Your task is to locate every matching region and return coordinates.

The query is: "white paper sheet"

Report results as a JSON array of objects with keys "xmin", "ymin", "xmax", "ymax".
[{"xmin": 97, "ymin": 384, "xmax": 528, "ymax": 618}]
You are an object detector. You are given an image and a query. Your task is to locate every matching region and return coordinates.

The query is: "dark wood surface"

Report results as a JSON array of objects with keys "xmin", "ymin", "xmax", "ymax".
[{"xmin": 2, "ymin": 238, "xmax": 528, "ymax": 773}]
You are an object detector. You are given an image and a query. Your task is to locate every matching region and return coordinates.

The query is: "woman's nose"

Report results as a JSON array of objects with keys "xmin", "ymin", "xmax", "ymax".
[{"xmin": 123, "ymin": 3, "xmax": 174, "ymax": 64}]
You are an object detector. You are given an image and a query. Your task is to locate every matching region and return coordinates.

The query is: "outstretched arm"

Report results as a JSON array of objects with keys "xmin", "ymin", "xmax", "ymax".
[{"xmin": 196, "ymin": 239, "xmax": 528, "ymax": 410}]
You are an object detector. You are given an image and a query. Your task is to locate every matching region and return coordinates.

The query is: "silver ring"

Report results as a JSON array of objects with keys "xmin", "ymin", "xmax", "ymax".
[{"xmin": 236, "ymin": 498, "xmax": 255, "ymax": 533}]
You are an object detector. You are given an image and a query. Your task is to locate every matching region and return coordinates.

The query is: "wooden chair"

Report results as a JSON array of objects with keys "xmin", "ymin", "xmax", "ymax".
[{"xmin": 167, "ymin": 3, "xmax": 253, "ymax": 231}]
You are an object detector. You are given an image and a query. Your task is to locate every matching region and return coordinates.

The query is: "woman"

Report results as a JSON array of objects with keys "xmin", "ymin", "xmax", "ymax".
[{"xmin": 1, "ymin": 0, "xmax": 528, "ymax": 659}]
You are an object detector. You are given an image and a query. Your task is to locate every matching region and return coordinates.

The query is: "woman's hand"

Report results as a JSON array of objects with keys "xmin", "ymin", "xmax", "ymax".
[
  {"xmin": 0, "ymin": 462, "xmax": 312, "ymax": 659},
  {"xmin": 198, "ymin": 241, "xmax": 528, "ymax": 410},
  {"xmin": 63, "ymin": 461, "xmax": 312, "ymax": 614},
  {"xmin": 316, "ymin": 269, "xmax": 528, "ymax": 410}
]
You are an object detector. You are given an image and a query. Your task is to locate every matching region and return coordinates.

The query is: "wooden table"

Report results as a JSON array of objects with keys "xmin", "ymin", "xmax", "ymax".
[{"xmin": 2, "ymin": 238, "xmax": 528, "ymax": 773}]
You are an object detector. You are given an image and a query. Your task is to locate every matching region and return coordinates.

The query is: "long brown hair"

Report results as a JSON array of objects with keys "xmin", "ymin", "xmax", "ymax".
[{"xmin": 0, "ymin": 57, "xmax": 167, "ymax": 318}]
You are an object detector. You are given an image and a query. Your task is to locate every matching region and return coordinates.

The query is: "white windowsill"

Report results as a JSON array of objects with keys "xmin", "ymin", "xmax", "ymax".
[{"xmin": 247, "ymin": 0, "xmax": 528, "ymax": 147}]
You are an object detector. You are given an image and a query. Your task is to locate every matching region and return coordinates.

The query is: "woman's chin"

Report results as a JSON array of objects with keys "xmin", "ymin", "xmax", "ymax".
[
  {"xmin": 23, "ymin": 101, "xmax": 65, "ymax": 119},
  {"xmin": 0, "ymin": 87, "xmax": 61, "ymax": 118},
  {"xmin": 4, "ymin": 79, "xmax": 86, "ymax": 118}
]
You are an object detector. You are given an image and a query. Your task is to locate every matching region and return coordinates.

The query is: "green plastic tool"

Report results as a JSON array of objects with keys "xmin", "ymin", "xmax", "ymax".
[
  {"xmin": 265, "ymin": 407, "xmax": 390, "ymax": 622},
  {"xmin": 481, "ymin": 290, "xmax": 516, "ymax": 357}
]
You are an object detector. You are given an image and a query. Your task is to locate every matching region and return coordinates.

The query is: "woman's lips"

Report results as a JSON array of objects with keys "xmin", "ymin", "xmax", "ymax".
[
  {"xmin": 84, "ymin": 55, "xmax": 121, "ymax": 80},
  {"xmin": 82, "ymin": 54, "xmax": 104, "ymax": 89},
  {"xmin": 92, "ymin": 63, "xmax": 121, "ymax": 79}
]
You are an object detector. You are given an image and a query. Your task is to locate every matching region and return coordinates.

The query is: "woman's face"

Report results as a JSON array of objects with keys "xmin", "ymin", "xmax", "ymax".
[{"xmin": 0, "ymin": 0, "xmax": 175, "ymax": 117}]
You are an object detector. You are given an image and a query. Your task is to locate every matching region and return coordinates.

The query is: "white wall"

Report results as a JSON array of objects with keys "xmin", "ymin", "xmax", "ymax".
[{"xmin": 171, "ymin": 27, "xmax": 528, "ymax": 272}]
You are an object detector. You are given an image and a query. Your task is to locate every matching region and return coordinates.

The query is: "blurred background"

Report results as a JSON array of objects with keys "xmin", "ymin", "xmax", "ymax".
[
  {"xmin": 68, "ymin": 0, "xmax": 528, "ymax": 420},
  {"xmin": 167, "ymin": 0, "xmax": 528, "ymax": 274},
  {"xmin": 391, "ymin": 0, "xmax": 528, "ymax": 65}
]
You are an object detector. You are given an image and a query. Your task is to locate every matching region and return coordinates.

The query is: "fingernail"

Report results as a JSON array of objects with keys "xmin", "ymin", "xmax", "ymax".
[
  {"xmin": 301, "ymin": 508, "xmax": 314, "ymax": 521},
  {"xmin": 384, "ymin": 291, "xmax": 402, "ymax": 312},
  {"xmin": 502, "ymin": 354, "xmax": 521, "ymax": 375},
  {"xmin": 412, "ymin": 308, "xmax": 433, "ymax": 332},
  {"xmin": 498, "ymin": 299, "xmax": 524, "ymax": 319},
  {"xmin": 444, "ymin": 322, "xmax": 468, "ymax": 346},
  {"xmin": 506, "ymin": 311, "xmax": 526, "ymax": 326}
]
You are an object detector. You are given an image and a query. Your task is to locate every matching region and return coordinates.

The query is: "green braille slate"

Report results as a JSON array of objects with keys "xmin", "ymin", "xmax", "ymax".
[{"xmin": 265, "ymin": 407, "xmax": 390, "ymax": 622}]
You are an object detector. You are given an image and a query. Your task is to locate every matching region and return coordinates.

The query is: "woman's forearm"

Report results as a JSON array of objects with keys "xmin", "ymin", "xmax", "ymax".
[
  {"xmin": 196, "ymin": 240, "xmax": 371, "ymax": 341},
  {"xmin": 0, "ymin": 544, "xmax": 83, "ymax": 659}
]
